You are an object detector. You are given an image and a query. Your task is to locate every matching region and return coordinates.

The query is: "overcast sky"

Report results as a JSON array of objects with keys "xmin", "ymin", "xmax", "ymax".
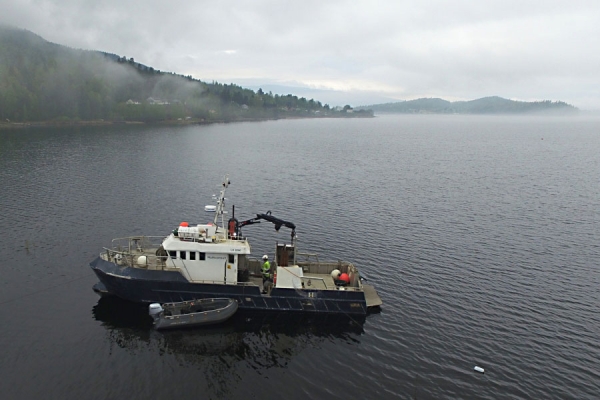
[{"xmin": 2, "ymin": 0, "xmax": 600, "ymax": 109}]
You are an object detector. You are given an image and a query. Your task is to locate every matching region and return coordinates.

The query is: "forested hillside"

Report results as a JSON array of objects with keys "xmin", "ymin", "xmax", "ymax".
[
  {"xmin": 359, "ymin": 96, "xmax": 578, "ymax": 114},
  {"xmin": 0, "ymin": 26, "xmax": 371, "ymax": 123}
]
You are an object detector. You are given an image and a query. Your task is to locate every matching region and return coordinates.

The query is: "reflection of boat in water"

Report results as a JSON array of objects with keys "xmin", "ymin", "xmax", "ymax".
[
  {"xmin": 93, "ymin": 296, "xmax": 368, "ymax": 337},
  {"xmin": 92, "ymin": 295, "xmax": 370, "ymax": 389},
  {"xmin": 90, "ymin": 176, "xmax": 382, "ymax": 314},
  {"xmin": 149, "ymin": 298, "xmax": 238, "ymax": 330},
  {"xmin": 92, "ymin": 296, "xmax": 374, "ymax": 400}
]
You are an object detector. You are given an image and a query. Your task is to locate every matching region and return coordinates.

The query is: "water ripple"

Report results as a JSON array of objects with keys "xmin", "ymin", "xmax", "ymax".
[{"xmin": 1, "ymin": 116, "xmax": 600, "ymax": 399}]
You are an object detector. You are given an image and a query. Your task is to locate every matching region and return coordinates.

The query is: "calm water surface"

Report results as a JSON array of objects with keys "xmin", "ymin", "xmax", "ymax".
[{"xmin": 0, "ymin": 115, "xmax": 599, "ymax": 399}]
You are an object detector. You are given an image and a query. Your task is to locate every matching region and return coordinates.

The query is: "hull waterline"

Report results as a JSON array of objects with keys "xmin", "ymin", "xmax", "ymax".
[{"xmin": 91, "ymin": 256, "xmax": 369, "ymax": 315}]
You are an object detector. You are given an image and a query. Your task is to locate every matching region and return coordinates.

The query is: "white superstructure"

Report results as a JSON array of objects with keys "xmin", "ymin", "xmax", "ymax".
[{"xmin": 160, "ymin": 176, "xmax": 251, "ymax": 284}]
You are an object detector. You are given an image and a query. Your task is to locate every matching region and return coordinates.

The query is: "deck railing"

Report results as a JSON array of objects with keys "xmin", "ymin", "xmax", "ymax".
[{"xmin": 101, "ymin": 236, "xmax": 362, "ymax": 290}]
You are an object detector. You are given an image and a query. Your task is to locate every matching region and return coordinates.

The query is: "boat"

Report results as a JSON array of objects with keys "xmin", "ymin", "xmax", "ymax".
[
  {"xmin": 149, "ymin": 298, "xmax": 238, "ymax": 330},
  {"xmin": 90, "ymin": 176, "xmax": 382, "ymax": 315},
  {"xmin": 204, "ymin": 205, "xmax": 216, "ymax": 212}
]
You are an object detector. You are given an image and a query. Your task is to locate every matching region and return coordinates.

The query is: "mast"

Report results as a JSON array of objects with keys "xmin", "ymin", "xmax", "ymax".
[{"xmin": 213, "ymin": 175, "xmax": 230, "ymax": 228}]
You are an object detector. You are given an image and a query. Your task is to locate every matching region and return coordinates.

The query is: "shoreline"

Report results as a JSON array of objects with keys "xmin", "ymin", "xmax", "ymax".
[{"xmin": 0, "ymin": 114, "xmax": 374, "ymax": 131}]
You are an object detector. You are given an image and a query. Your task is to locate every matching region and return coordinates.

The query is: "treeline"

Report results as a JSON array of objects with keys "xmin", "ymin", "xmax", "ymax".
[
  {"xmin": 359, "ymin": 96, "xmax": 578, "ymax": 115},
  {"xmin": 0, "ymin": 26, "xmax": 372, "ymax": 123}
]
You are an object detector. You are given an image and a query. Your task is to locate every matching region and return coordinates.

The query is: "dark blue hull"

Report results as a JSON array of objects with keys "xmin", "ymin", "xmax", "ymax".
[{"xmin": 90, "ymin": 256, "xmax": 368, "ymax": 315}]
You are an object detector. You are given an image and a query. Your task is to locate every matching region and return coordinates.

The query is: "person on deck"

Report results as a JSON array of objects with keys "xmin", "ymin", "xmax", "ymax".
[
  {"xmin": 261, "ymin": 255, "xmax": 272, "ymax": 294},
  {"xmin": 261, "ymin": 255, "xmax": 271, "ymax": 283}
]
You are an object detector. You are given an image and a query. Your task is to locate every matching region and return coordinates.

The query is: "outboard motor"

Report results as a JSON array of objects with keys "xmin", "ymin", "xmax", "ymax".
[{"xmin": 149, "ymin": 303, "xmax": 163, "ymax": 322}]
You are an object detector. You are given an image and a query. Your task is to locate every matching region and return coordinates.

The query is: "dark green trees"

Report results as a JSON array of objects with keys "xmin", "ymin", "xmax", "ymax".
[{"xmin": 1, "ymin": 26, "xmax": 369, "ymax": 124}]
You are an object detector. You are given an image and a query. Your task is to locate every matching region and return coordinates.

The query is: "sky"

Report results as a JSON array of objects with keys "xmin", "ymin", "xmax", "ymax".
[{"xmin": 2, "ymin": 0, "xmax": 600, "ymax": 109}]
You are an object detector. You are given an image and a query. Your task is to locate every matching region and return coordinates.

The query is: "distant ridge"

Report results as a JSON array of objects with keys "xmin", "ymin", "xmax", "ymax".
[{"xmin": 359, "ymin": 96, "xmax": 578, "ymax": 115}]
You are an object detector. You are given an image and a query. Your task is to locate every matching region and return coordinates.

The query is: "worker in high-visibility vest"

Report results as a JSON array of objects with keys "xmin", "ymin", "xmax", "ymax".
[
  {"xmin": 261, "ymin": 255, "xmax": 272, "ymax": 294},
  {"xmin": 261, "ymin": 255, "xmax": 271, "ymax": 283}
]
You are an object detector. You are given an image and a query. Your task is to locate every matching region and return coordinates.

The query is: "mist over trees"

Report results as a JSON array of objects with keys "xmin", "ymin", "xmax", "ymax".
[{"xmin": 0, "ymin": 26, "xmax": 371, "ymax": 123}]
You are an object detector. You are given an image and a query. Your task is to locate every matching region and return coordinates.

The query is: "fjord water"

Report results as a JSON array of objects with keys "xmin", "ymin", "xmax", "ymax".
[{"xmin": 1, "ymin": 115, "xmax": 599, "ymax": 399}]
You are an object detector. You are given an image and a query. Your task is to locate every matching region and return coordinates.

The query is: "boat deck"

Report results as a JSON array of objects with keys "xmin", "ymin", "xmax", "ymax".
[
  {"xmin": 301, "ymin": 273, "xmax": 337, "ymax": 290},
  {"xmin": 101, "ymin": 248, "xmax": 174, "ymax": 271},
  {"xmin": 248, "ymin": 273, "xmax": 337, "ymax": 291},
  {"xmin": 100, "ymin": 245, "xmax": 383, "ymax": 308}
]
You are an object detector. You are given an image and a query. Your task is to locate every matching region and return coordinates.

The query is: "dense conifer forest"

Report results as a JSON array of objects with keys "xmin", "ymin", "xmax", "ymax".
[{"xmin": 0, "ymin": 26, "xmax": 371, "ymax": 125}]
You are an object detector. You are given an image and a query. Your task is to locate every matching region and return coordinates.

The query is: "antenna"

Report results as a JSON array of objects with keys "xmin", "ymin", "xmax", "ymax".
[{"xmin": 213, "ymin": 175, "xmax": 230, "ymax": 227}]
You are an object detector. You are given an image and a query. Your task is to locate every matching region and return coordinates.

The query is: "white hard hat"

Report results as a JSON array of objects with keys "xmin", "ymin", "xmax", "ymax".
[{"xmin": 262, "ymin": 254, "xmax": 268, "ymax": 260}]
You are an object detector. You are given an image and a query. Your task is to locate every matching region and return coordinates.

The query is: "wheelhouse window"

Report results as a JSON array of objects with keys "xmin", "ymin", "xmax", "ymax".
[
  {"xmin": 180, "ymin": 251, "xmax": 186, "ymax": 260},
  {"xmin": 189, "ymin": 252, "xmax": 196, "ymax": 261},
  {"xmin": 168, "ymin": 251, "xmax": 176, "ymax": 259},
  {"xmin": 200, "ymin": 252, "xmax": 206, "ymax": 261},
  {"xmin": 228, "ymin": 254, "xmax": 235, "ymax": 263}
]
